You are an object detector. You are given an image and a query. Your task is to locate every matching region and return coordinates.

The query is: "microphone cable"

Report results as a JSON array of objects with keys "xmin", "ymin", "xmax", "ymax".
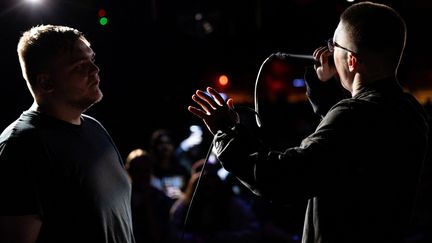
[
  {"xmin": 254, "ymin": 53, "xmax": 275, "ymax": 128},
  {"xmin": 253, "ymin": 52, "xmax": 316, "ymax": 128},
  {"xmin": 180, "ymin": 139, "xmax": 214, "ymax": 241},
  {"xmin": 180, "ymin": 110, "xmax": 264, "ymax": 241}
]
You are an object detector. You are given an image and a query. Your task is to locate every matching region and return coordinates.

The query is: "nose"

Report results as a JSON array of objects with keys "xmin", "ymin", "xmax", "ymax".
[{"xmin": 90, "ymin": 61, "xmax": 100, "ymax": 75}]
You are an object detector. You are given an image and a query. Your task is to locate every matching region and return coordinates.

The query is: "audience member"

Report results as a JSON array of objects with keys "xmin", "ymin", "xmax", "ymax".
[
  {"xmin": 170, "ymin": 159, "xmax": 261, "ymax": 243},
  {"xmin": 125, "ymin": 148, "xmax": 174, "ymax": 243},
  {"xmin": 149, "ymin": 129, "xmax": 189, "ymax": 200}
]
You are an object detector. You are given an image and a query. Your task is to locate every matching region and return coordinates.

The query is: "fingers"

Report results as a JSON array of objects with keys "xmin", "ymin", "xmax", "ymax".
[
  {"xmin": 192, "ymin": 87, "xmax": 228, "ymax": 111},
  {"xmin": 227, "ymin": 98, "xmax": 235, "ymax": 110},
  {"xmin": 313, "ymin": 46, "xmax": 327, "ymax": 61},
  {"xmin": 192, "ymin": 92, "xmax": 213, "ymax": 114},
  {"xmin": 313, "ymin": 46, "xmax": 325, "ymax": 58},
  {"xmin": 195, "ymin": 90, "xmax": 219, "ymax": 109},
  {"xmin": 189, "ymin": 87, "xmax": 238, "ymax": 135},
  {"xmin": 206, "ymin": 87, "xmax": 226, "ymax": 106},
  {"xmin": 189, "ymin": 87, "xmax": 227, "ymax": 116},
  {"xmin": 188, "ymin": 105, "xmax": 207, "ymax": 119}
]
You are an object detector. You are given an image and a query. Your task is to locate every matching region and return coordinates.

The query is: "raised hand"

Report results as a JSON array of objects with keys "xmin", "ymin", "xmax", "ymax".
[{"xmin": 188, "ymin": 87, "xmax": 239, "ymax": 135}]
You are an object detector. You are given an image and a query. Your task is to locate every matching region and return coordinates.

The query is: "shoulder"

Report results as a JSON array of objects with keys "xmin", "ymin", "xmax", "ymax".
[
  {"xmin": 0, "ymin": 121, "xmax": 44, "ymax": 169},
  {"xmin": 81, "ymin": 114, "xmax": 108, "ymax": 131},
  {"xmin": 81, "ymin": 114, "xmax": 102, "ymax": 125},
  {"xmin": 0, "ymin": 113, "xmax": 41, "ymax": 146},
  {"xmin": 325, "ymin": 98, "xmax": 365, "ymax": 116},
  {"xmin": 316, "ymin": 98, "xmax": 376, "ymax": 129}
]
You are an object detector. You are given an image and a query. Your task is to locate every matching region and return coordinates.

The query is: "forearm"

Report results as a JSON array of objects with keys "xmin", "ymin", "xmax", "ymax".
[{"xmin": 214, "ymin": 123, "xmax": 338, "ymax": 204}]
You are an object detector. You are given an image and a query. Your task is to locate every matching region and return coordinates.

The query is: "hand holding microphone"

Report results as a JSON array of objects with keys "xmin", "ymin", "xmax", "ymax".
[
  {"xmin": 312, "ymin": 46, "xmax": 338, "ymax": 82},
  {"xmin": 271, "ymin": 45, "xmax": 337, "ymax": 82}
]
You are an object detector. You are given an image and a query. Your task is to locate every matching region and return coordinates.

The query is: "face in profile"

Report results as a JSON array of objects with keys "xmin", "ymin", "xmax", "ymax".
[{"xmin": 48, "ymin": 38, "xmax": 102, "ymax": 110}]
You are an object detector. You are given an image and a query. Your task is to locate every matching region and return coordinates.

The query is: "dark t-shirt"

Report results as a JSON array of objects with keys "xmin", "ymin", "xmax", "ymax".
[{"xmin": 0, "ymin": 110, "xmax": 135, "ymax": 243}]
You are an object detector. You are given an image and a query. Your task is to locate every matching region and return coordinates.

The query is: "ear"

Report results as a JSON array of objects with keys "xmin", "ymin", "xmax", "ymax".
[
  {"xmin": 347, "ymin": 52, "xmax": 359, "ymax": 72},
  {"xmin": 36, "ymin": 73, "xmax": 54, "ymax": 92}
]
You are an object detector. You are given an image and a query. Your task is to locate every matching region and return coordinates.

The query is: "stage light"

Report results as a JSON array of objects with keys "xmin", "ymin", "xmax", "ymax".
[
  {"xmin": 293, "ymin": 78, "xmax": 305, "ymax": 88},
  {"xmin": 99, "ymin": 17, "xmax": 108, "ymax": 26},
  {"xmin": 25, "ymin": 0, "xmax": 43, "ymax": 4},
  {"xmin": 97, "ymin": 8, "xmax": 108, "ymax": 26},
  {"xmin": 218, "ymin": 75, "xmax": 229, "ymax": 86},
  {"xmin": 98, "ymin": 9, "xmax": 106, "ymax": 18}
]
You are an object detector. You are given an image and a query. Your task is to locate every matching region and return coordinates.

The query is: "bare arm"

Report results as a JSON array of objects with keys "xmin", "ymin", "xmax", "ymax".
[{"xmin": 0, "ymin": 215, "xmax": 42, "ymax": 243}]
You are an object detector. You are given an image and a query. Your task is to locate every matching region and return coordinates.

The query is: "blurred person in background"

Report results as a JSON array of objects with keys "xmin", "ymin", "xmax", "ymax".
[
  {"xmin": 125, "ymin": 148, "xmax": 174, "ymax": 243},
  {"xmin": 149, "ymin": 129, "xmax": 189, "ymax": 200},
  {"xmin": 170, "ymin": 159, "xmax": 261, "ymax": 243}
]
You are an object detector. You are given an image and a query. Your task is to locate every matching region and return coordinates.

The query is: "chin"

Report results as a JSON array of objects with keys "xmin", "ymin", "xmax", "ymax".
[
  {"xmin": 96, "ymin": 91, "xmax": 103, "ymax": 102},
  {"xmin": 92, "ymin": 89, "xmax": 103, "ymax": 103},
  {"xmin": 84, "ymin": 92, "xmax": 103, "ymax": 109}
]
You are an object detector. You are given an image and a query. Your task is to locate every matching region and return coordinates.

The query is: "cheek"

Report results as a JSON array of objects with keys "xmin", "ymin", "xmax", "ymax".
[
  {"xmin": 56, "ymin": 79, "xmax": 88, "ymax": 98},
  {"xmin": 334, "ymin": 52, "xmax": 348, "ymax": 74},
  {"xmin": 333, "ymin": 50, "xmax": 343, "ymax": 66}
]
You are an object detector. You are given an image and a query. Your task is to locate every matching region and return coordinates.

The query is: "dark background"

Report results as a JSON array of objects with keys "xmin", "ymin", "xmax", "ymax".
[{"xmin": 1, "ymin": 0, "xmax": 431, "ymax": 158}]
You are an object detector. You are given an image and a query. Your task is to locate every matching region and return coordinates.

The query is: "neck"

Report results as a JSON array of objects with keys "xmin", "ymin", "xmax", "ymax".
[
  {"xmin": 351, "ymin": 72, "xmax": 395, "ymax": 97},
  {"xmin": 30, "ymin": 101, "xmax": 82, "ymax": 125}
]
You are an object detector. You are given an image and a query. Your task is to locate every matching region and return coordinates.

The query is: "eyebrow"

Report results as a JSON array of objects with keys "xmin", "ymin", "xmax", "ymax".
[{"xmin": 69, "ymin": 52, "xmax": 95, "ymax": 66}]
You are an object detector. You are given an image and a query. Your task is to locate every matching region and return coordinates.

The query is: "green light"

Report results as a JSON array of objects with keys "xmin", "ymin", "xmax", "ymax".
[{"xmin": 99, "ymin": 17, "xmax": 108, "ymax": 26}]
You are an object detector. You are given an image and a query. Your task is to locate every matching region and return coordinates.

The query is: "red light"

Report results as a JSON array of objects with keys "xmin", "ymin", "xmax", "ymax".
[{"xmin": 98, "ymin": 9, "xmax": 106, "ymax": 17}]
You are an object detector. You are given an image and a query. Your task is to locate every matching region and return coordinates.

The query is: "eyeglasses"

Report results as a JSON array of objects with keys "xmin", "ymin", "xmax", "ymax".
[{"xmin": 327, "ymin": 38, "xmax": 357, "ymax": 54}]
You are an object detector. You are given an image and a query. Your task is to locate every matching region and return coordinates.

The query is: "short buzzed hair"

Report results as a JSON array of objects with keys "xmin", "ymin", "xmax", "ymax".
[
  {"xmin": 340, "ymin": 1, "xmax": 406, "ymax": 68},
  {"xmin": 17, "ymin": 24, "xmax": 89, "ymax": 87}
]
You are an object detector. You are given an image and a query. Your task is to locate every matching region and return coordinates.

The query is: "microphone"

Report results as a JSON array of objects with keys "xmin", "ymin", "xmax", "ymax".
[{"xmin": 271, "ymin": 52, "xmax": 319, "ymax": 66}]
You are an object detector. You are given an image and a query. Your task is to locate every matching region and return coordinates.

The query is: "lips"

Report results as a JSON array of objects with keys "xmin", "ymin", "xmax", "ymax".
[{"xmin": 89, "ymin": 76, "xmax": 100, "ymax": 86}]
